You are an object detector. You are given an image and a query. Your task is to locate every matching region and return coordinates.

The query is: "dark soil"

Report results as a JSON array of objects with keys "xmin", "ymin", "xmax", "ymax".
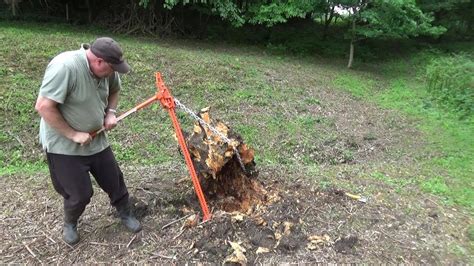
[{"xmin": 1, "ymin": 163, "xmax": 472, "ymax": 264}]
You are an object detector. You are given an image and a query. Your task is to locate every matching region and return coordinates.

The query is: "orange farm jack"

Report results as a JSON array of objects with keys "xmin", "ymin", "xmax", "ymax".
[{"xmin": 91, "ymin": 72, "xmax": 211, "ymax": 221}]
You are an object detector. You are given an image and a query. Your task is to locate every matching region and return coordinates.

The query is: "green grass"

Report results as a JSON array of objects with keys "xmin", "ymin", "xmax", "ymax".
[
  {"xmin": 333, "ymin": 73, "xmax": 374, "ymax": 98},
  {"xmin": 333, "ymin": 55, "xmax": 474, "ymax": 210},
  {"xmin": 370, "ymin": 171, "xmax": 416, "ymax": 193},
  {"xmin": 1, "ymin": 21, "xmax": 473, "ymax": 216},
  {"xmin": 468, "ymin": 225, "xmax": 474, "ymax": 242},
  {"xmin": 0, "ymin": 160, "xmax": 47, "ymax": 176}
]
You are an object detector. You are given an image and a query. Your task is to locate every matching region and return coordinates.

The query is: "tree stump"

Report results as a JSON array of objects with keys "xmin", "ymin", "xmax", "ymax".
[{"xmin": 184, "ymin": 107, "xmax": 267, "ymax": 212}]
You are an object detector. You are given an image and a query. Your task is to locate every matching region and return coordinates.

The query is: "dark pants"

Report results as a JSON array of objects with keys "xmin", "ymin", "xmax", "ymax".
[{"xmin": 46, "ymin": 147, "xmax": 129, "ymax": 223}]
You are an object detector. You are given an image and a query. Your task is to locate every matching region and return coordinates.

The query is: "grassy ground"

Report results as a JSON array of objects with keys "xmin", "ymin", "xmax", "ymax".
[
  {"xmin": 0, "ymin": 21, "xmax": 473, "ymax": 262},
  {"xmin": 333, "ymin": 52, "xmax": 474, "ymax": 209}
]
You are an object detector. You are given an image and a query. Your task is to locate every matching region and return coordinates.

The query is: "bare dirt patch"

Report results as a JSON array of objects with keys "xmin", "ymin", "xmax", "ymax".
[{"xmin": 1, "ymin": 164, "xmax": 472, "ymax": 264}]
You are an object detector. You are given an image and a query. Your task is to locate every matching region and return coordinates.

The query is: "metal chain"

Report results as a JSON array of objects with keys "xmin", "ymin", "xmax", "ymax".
[{"xmin": 174, "ymin": 98, "xmax": 246, "ymax": 172}]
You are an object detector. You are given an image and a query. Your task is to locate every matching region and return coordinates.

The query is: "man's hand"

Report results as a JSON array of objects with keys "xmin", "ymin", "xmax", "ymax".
[
  {"xmin": 71, "ymin": 131, "xmax": 92, "ymax": 146},
  {"xmin": 104, "ymin": 112, "xmax": 118, "ymax": 131},
  {"xmin": 36, "ymin": 96, "xmax": 92, "ymax": 144}
]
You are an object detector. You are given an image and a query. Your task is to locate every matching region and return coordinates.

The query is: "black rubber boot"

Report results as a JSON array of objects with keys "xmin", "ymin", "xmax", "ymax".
[
  {"xmin": 116, "ymin": 203, "xmax": 142, "ymax": 233},
  {"xmin": 63, "ymin": 206, "xmax": 84, "ymax": 245},
  {"xmin": 63, "ymin": 223, "xmax": 79, "ymax": 245}
]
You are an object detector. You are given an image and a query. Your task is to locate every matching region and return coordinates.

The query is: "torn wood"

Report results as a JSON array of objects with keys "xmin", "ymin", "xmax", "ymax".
[{"xmin": 183, "ymin": 107, "xmax": 267, "ymax": 212}]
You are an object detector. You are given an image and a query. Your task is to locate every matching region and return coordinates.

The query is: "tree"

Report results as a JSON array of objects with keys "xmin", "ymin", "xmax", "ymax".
[
  {"xmin": 245, "ymin": 0, "xmax": 314, "ymax": 26},
  {"xmin": 150, "ymin": 0, "xmax": 314, "ymax": 27},
  {"xmin": 417, "ymin": 0, "xmax": 473, "ymax": 38},
  {"xmin": 4, "ymin": 0, "xmax": 22, "ymax": 16},
  {"xmin": 308, "ymin": 1, "xmax": 346, "ymax": 39},
  {"xmin": 140, "ymin": 0, "xmax": 246, "ymax": 27},
  {"xmin": 137, "ymin": 0, "xmax": 445, "ymax": 68},
  {"xmin": 343, "ymin": 0, "xmax": 445, "ymax": 68}
]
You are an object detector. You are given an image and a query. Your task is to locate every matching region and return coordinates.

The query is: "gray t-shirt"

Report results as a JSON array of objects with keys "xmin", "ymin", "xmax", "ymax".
[{"xmin": 39, "ymin": 44, "xmax": 121, "ymax": 155}]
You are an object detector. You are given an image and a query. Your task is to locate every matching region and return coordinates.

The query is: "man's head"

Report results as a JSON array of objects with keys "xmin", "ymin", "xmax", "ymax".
[{"xmin": 89, "ymin": 37, "xmax": 130, "ymax": 77}]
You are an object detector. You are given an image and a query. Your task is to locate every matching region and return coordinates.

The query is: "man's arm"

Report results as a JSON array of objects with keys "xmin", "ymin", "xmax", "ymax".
[
  {"xmin": 104, "ymin": 90, "xmax": 119, "ymax": 130},
  {"xmin": 35, "ymin": 96, "xmax": 92, "ymax": 145}
]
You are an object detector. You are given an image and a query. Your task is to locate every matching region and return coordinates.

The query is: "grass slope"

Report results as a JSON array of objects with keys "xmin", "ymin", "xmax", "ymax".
[
  {"xmin": 333, "ymin": 55, "xmax": 474, "ymax": 209},
  {"xmin": 1, "ymin": 21, "xmax": 473, "ymax": 209},
  {"xmin": 0, "ymin": 21, "xmax": 472, "ymax": 259}
]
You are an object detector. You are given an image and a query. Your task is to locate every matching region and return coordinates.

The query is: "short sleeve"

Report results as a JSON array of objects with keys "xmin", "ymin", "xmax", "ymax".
[
  {"xmin": 39, "ymin": 62, "xmax": 73, "ymax": 104},
  {"xmin": 108, "ymin": 72, "xmax": 122, "ymax": 94}
]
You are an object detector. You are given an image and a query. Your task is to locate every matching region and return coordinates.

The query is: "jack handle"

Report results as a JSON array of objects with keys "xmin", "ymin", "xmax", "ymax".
[
  {"xmin": 90, "ymin": 72, "xmax": 176, "ymax": 138},
  {"xmin": 90, "ymin": 91, "xmax": 160, "ymax": 138}
]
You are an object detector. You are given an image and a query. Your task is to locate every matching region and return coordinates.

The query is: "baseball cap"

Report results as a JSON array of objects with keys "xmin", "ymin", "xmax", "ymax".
[{"xmin": 90, "ymin": 37, "xmax": 130, "ymax": 74}]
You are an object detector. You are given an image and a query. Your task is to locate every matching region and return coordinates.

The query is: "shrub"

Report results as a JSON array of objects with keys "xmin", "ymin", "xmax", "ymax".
[{"xmin": 425, "ymin": 53, "xmax": 474, "ymax": 117}]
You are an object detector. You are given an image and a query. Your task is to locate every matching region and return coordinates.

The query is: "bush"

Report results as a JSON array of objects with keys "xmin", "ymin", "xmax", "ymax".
[{"xmin": 425, "ymin": 53, "xmax": 474, "ymax": 117}]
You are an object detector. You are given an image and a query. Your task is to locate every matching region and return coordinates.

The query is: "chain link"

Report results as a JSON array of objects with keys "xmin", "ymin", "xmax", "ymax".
[{"xmin": 174, "ymin": 98, "xmax": 247, "ymax": 172}]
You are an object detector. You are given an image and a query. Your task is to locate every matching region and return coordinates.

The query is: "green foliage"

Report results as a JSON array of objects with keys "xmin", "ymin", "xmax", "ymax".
[
  {"xmin": 357, "ymin": 0, "xmax": 446, "ymax": 40},
  {"xmin": 156, "ymin": 0, "xmax": 246, "ymax": 26},
  {"xmin": 337, "ymin": 0, "xmax": 445, "ymax": 67},
  {"xmin": 211, "ymin": 0, "xmax": 246, "ymax": 26},
  {"xmin": 138, "ymin": 0, "xmax": 148, "ymax": 7},
  {"xmin": 425, "ymin": 53, "xmax": 474, "ymax": 117},
  {"xmin": 246, "ymin": 0, "xmax": 313, "ymax": 26},
  {"xmin": 417, "ymin": 0, "xmax": 474, "ymax": 39},
  {"xmin": 153, "ymin": 0, "xmax": 315, "ymax": 27},
  {"xmin": 3, "ymin": 0, "xmax": 470, "ymax": 46}
]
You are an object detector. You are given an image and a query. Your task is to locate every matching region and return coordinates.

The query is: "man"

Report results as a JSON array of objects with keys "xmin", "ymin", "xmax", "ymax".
[{"xmin": 35, "ymin": 37, "xmax": 142, "ymax": 245}]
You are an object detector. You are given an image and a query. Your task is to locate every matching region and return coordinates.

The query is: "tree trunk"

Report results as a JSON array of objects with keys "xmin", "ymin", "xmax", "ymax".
[
  {"xmin": 85, "ymin": 0, "xmax": 92, "ymax": 23},
  {"xmin": 348, "ymin": 40, "xmax": 354, "ymax": 68},
  {"xmin": 66, "ymin": 3, "xmax": 69, "ymax": 21},
  {"xmin": 323, "ymin": 5, "xmax": 335, "ymax": 40},
  {"xmin": 8, "ymin": 0, "xmax": 20, "ymax": 17},
  {"xmin": 183, "ymin": 107, "xmax": 266, "ymax": 212},
  {"xmin": 347, "ymin": 14, "xmax": 356, "ymax": 69}
]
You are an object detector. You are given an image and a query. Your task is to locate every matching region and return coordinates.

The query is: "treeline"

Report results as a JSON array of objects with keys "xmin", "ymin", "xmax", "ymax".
[
  {"xmin": 1, "ymin": 1, "xmax": 473, "ymax": 67},
  {"xmin": 2, "ymin": 1, "xmax": 473, "ymax": 115},
  {"xmin": 3, "ymin": 1, "xmax": 472, "ymax": 37}
]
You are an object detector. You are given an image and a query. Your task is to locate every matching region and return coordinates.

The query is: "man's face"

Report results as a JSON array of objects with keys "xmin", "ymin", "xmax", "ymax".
[{"xmin": 93, "ymin": 58, "xmax": 115, "ymax": 78}]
